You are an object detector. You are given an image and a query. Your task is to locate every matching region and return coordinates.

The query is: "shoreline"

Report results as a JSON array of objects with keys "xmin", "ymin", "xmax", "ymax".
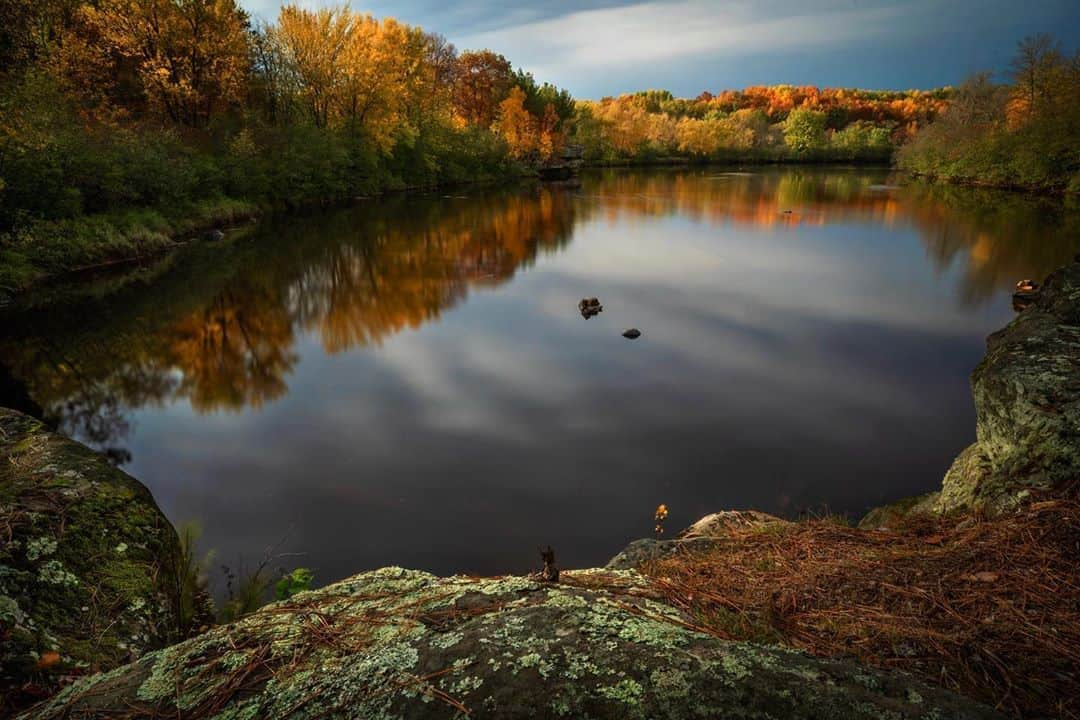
[
  {"xmin": 3, "ymin": 160, "xmax": 1071, "ymax": 303},
  {"xmin": 0, "ymin": 171, "xmax": 537, "ymax": 302},
  {"xmin": 901, "ymin": 170, "xmax": 1079, "ymax": 197}
]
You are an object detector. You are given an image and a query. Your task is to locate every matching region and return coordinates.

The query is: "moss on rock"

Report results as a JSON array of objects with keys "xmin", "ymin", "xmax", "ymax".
[
  {"xmin": 857, "ymin": 492, "xmax": 940, "ymax": 530},
  {"xmin": 25, "ymin": 566, "xmax": 1001, "ymax": 719},
  {"xmin": 937, "ymin": 262, "xmax": 1080, "ymax": 515},
  {"xmin": 0, "ymin": 408, "xmax": 184, "ymax": 710}
]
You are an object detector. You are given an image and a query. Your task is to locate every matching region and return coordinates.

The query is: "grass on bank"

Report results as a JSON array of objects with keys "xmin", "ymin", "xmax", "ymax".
[
  {"xmin": 640, "ymin": 494, "xmax": 1080, "ymax": 719},
  {"xmin": 0, "ymin": 198, "xmax": 260, "ymax": 294}
]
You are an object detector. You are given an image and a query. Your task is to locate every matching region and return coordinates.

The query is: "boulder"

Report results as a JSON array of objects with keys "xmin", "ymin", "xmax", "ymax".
[
  {"xmin": 681, "ymin": 509, "xmax": 787, "ymax": 538},
  {"xmin": 605, "ymin": 537, "xmax": 717, "ymax": 570},
  {"xmin": 857, "ymin": 492, "xmax": 940, "ymax": 530},
  {"xmin": 24, "ymin": 566, "xmax": 1001, "ymax": 719},
  {"xmin": 0, "ymin": 409, "xmax": 186, "ymax": 710},
  {"xmin": 937, "ymin": 263, "xmax": 1080, "ymax": 515},
  {"xmin": 607, "ymin": 511, "xmax": 787, "ymax": 569}
]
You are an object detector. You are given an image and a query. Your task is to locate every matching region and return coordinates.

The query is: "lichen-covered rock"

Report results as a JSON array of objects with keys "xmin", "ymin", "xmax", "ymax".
[
  {"xmin": 0, "ymin": 408, "xmax": 184, "ymax": 709},
  {"xmin": 24, "ymin": 566, "xmax": 1000, "ymax": 719},
  {"xmin": 605, "ymin": 537, "xmax": 718, "ymax": 570},
  {"xmin": 937, "ymin": 262, "xmax": 1080, "ymax": 515},
  {"xmin": 607, "ymin": 511, "xmax": 787, "ymax": 569},
  {"xmin": 857, "ymin": 492, "xmax": 940, "ymax": 530},
  {"xmin": 681, "ymin": 509, "xmax": 787, "ymax": 537}
]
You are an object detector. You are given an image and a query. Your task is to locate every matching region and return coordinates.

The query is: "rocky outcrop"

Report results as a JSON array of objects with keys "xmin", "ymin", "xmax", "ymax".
[
  {"xmin": 607, "ymin": 510, "xmax": 788, "ymax": 569},
  {"xmin": 859, "ymin": 262, "xmax": 1080, "ymax": 527},
  {"xmin": 25, "ymin": 566, "xmax": 1001, "ymax": 719},
  {"xmin": 0, "ymin": 409, "xmax": 184, "ymax": 709},
  {"xmin": 937, "ymin": 262, "xmax": 1080, "ymax": 515}
]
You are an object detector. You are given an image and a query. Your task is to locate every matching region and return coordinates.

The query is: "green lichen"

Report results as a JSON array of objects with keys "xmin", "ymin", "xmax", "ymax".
[
  {"xmin": 596, "ymin": 678, "xmax": 644, "ymax": 704},
  {"xmin": 2, "ymin": 407, "xmax": 187, "ymax": 707},
  {"xmin": 430, "ymin": 631, "xmax": 464, "ymax": 649},
  {"xmin": 37, "ymin": 560, "xmax": 79, "ymax": 587},
  {"xmin": 26, "ymin": 536, "xmax": 58, "ymax": 561},
  {"xmin": 20, "ymin": 561, "xmax": 1005, "ymax": 720}
]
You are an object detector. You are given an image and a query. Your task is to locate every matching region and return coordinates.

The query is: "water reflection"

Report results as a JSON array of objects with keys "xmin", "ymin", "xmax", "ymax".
[
  {"xmin": 0, "ymin": 169, "xmax": 1074, "ymax": 582},
  {"xmin": 1, "ymin": 187, "xmax": 576, "ymax": 443}
]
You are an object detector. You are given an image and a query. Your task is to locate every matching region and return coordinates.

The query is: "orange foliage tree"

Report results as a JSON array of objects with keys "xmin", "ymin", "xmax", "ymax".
[{"xmin": 60, "ymin": 0, "xmax": 251, "ymax": 127}]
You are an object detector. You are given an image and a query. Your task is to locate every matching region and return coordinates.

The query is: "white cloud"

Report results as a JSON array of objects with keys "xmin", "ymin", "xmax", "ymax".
[{"xmin": 455, "ymin": 0, "xmax": 905, "ymax": 76}]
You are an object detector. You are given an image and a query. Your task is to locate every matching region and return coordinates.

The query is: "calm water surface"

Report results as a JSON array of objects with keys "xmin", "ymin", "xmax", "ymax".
[{"xmin": 1, "ymin": 168, "xmax": 1076, "ymax": 585}]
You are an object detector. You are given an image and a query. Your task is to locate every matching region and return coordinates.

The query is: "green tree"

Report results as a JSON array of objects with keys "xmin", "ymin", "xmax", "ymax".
[{"xmin": 783, "ymin": 109, "xmax": 826, "ymax": 153}]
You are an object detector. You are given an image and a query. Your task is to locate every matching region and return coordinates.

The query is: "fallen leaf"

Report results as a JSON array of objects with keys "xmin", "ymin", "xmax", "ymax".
[
  {"xmin": 36, "ymin": 651, "xmax": 61, "ymax": 670},
  {"xmin": 964, "ymin": 571, "xmax": 999, "ymax": 583}
]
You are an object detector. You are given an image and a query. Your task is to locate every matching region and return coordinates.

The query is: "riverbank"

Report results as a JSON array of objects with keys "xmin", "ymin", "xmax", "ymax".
[
  {"xmin": 3, "ymin": 260, "xmax": 1078, "ymax": 718},
  {"xmin": 900, "ymin": 171, "xmax": 1080, "ymax": 197},
  {"xmin": 581, "ymin": 150, "xmax": 893, "ymax": 168},
  {"xmin": 0, "ymin": 198, "xmax": 260, "ymax": 297},
  {"xmin": 0, "ymin": 170, "xmax": 535, "ymax": 299}
]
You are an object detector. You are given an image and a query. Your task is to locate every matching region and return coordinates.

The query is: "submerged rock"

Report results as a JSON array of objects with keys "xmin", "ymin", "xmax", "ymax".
[
  {"xmin": 622, "ymin": 328, "xmax": 641, "ymax": 339},
  {"xmin": 24, "ymin": 566, "xmax": 1001, "ymax": 719},
  {"xmin": 0, "ymin": 409, "xmax": 186, "ymax": 710},
  {"xmin": 937, "ymin": 263, "xmax": 1080, "ymax": 515}
]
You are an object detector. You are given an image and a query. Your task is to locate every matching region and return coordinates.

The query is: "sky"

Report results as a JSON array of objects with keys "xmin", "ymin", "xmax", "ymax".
[{"xmin": 241, "ymin": 0, "xmax": 1080, "ymax": 98}]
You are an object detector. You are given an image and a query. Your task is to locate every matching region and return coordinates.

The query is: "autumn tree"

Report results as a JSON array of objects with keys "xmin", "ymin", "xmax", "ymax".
[
  {"xmin": 64, "ymin": 0, "xmax": 251, "ymax": 126},
  {"xmin": 274, "ymin": 6, "xmax": 351, "ymax": 129},
  {"xmin": 250, "ymin": 18, "xmax": 298, "ymax": 124},
  {"xmin": 493, "ymin": 86, "xmax": 536, "ymax": 159},
  {"xmin": 1009, "ymin": 33, "xmax": 1064, "ymax": 122},
  {"xmin": 0, "ymin": 0, "xmax": 82, "ymax": 78},
  {"xmin": 453, "ymin": 50, "xmax": 512, "ymax": 126}
]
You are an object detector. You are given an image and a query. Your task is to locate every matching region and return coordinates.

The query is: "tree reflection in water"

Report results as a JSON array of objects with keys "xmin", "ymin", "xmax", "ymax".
[{"xmin": 0, "ymin": 169, "xmax": 1074, "ymax": 458}]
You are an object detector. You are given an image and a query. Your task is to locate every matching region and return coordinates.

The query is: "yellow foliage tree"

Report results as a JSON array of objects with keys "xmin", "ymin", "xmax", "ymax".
[
  {"xmin": 272, "ymin": 6, "xmax": 433, "ymax": 150},
  {"xmin": 67, "ymin": 0, "xmax": 250, "ymax": 126},
  {"xmin": 493, "ymin": 87, "xmax": 537, "ymax": 159}
]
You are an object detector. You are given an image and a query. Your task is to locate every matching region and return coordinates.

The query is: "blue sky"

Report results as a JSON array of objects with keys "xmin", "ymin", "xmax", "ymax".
[{"xmin": 241, "ymin": 0, "xmax": 1080, "ymax": 98}]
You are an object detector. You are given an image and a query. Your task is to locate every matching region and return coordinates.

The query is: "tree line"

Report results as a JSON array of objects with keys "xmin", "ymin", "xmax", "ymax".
[
  {"xmin": 574, "ymin": 87, "xmax": 949, "ymax": 164},
  {"xmin": 898, "ymin": 33, "xmax": 1079, "ymax": 193}
]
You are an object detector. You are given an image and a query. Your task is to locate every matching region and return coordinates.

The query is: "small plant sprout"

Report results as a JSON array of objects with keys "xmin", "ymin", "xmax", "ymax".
[{"xmin": 655, "ymin": 503, "xmax": 669, "ymax": 537}]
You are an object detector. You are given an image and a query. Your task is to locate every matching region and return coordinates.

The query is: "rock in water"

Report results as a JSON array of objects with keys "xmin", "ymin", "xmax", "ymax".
[
  {"xmin": 937, "ymin": 263, "xmax": 1080, "ymax": 515},
  {"xmin": 622, "ymin": 328, "xmax": 641, "ymax": 339},
  {"xmin": 203, "ymin": 228, "xmax": 225, "ymax": 242},
  {"xmin": 0, "ymin": 409, "xmax": 190, "ymax": 709},
  {"xmin": 25, "ymin": 567, "xmax": 1003, "ymax": 719},
  {"xmin": 578, "ymin": 297, "xmax": 603, "ymax": 319}
]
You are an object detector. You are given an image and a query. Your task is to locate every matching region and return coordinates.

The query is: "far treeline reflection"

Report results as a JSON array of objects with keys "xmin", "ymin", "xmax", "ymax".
[{"xmin": 0, "ymin": 169, "xmax": 1075, "ymax": 456}]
